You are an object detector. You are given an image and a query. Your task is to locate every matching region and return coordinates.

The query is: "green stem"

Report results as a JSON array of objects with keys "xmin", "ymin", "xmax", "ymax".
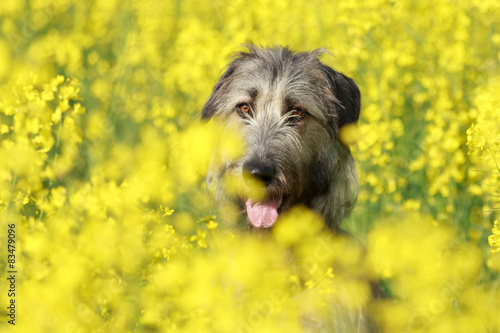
[{"xmin": 486, "ymin": 142, "xmax": 500, "ymax": 174}]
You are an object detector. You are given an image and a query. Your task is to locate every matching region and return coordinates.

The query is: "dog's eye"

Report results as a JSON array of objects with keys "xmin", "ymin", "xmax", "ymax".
[
  {"xmin": 289, "ymin": 108, "xmax": 306, "ymax": 123},
  {"xmin": 292, "ymin": 108, "xmax": 305, "ymax": 118},
  {"xmin": 236, "ymin": 103, "xmax": 252, "ymax": 117}
]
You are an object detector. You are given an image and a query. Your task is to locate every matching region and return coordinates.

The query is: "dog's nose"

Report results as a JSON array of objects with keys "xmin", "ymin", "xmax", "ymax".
[{"xmin": 242, "ymin": 161, "xmax": 275, "ymax": 185}]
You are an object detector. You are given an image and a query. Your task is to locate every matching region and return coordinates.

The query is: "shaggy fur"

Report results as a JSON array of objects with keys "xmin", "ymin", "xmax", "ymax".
[{"xmin": 201, "ymin": 45, "xmax": 361, "ymax": 231}]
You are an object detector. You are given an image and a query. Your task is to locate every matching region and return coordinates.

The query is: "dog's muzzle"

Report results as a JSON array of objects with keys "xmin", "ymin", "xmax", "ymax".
[{"xmin": 242, "ymin": 161, "xmax": 282, "ymax": 228}]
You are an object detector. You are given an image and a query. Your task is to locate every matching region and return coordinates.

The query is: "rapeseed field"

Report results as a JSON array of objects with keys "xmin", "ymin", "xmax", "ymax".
[{"xmin": 0, "ymin": 0, "xmax": 499, "ymax": 332}]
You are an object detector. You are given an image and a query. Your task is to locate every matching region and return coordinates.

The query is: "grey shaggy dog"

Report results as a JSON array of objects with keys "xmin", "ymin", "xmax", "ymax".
[{"xmin": 202, "ymin": 45, "xmax": 361, "ymax": 231}]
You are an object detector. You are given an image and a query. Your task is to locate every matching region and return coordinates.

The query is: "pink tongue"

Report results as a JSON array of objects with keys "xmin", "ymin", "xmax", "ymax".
[{"xmin": 245, "ymin": 198, "xmax": 281, "ymax": 228}]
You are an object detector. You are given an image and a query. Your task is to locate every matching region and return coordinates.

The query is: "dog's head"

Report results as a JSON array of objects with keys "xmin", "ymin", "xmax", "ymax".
[{"xmin": 201, "ymin": 45, "xmax": 360, "ymax": 230}]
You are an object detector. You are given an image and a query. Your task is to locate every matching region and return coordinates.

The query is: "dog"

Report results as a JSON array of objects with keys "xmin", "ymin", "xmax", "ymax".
[{"xmin": 201, "ymin": 44, "xmax": 360, "ymax": 232}]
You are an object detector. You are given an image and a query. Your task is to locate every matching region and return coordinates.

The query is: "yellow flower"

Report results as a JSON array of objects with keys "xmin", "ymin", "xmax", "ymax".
[
  {"xmin": 190, "ymin": 229, "xmax": 207, "ymax": 248},
  {"xmin": 206, "ymin": 219, "xmax": 218, "ymax": 230},
  {"xmin": 489, "ymin": 220, "xmax": 500, "ymax": 253}
]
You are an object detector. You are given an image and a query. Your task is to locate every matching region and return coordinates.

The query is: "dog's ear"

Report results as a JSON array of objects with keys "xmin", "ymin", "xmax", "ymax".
[
  {"xmin": 321, "ymin": 65, "xmax": 361, "ymax": 128},
  {"xmin": 201, "ymin": 66, "xmax": 236, "ymax": 120}
]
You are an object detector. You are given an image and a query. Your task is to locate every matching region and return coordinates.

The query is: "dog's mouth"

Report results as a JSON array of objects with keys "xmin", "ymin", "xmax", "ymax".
[{"xmin": 244, "ymin": 197, "xmax": 283, "ymax": 228}]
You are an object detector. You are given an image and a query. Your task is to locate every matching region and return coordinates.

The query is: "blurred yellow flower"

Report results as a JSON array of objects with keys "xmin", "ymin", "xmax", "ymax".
[{"xmin": 489, "ymin": 220, "xmax": 500, "ymax": 253}]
